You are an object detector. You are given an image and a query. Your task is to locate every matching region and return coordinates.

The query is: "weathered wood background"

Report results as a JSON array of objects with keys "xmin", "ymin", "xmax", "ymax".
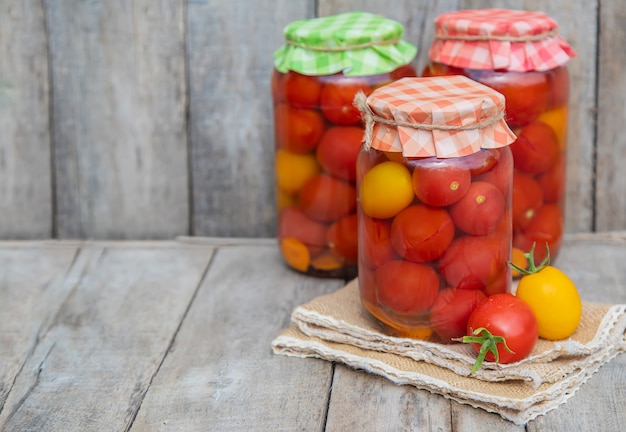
[{"xmin": 0, "ymin": 0, "xmax": 623, "ymax": 240}]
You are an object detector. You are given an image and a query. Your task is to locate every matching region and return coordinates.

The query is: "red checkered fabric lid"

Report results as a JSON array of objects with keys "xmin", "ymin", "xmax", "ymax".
[
  {"xmin": 428, "ymin": 9, "xmax": 576, "ymax": 72},
  {"xmin": 354, "ymin": 76, "xmax": 517, "ymax": 158}
]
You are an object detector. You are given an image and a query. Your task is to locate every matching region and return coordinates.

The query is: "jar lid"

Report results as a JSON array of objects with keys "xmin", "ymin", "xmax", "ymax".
[
  {"xmin": 274, "ymin": 11, "xmax": 417, "ymax": 76},
  {"xmin": 428, "ymin": 9, "xmax": 576, "ymax": 72},
  {"xmin": 354, "ymin": 75, "xmax": 517, "ymax": 158}
]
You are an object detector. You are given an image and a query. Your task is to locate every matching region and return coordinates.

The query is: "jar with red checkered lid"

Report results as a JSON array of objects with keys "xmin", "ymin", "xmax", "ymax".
[
  {"xmin": 354, "ymin": 76, "xmax": 517, "ymax": 340},
  {"xmin": 422, "ymin": 9, "xmax": 576, "ymax": 266}
]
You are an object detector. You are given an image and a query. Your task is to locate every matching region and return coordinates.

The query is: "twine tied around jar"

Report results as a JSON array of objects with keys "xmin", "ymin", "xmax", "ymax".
[
  {"xmin": 353, "ymin": 91, "xmax": 505, "ymax": 151},
  {"xmin": 285, "ymin": 38, "xmax": 401, "ymax": 52},
  {"xmin": 434, "ymin": 27, "xmax": 559, "ymax": 43}
]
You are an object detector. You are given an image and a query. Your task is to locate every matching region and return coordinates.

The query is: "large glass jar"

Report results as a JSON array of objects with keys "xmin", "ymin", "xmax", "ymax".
[
  {"xmin": 272, "ymin": 12, "xmax": 417, "ymax": 279},
  {"xmin": 355, "ymin": 76, "xmax": 517, "ymax": 340},
  {"xmin": 422, "ymin": 9, "xmax": 576, "ymax": 265}
]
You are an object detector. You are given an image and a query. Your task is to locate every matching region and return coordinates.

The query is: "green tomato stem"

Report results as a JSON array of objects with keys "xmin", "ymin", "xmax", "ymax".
[
  {"xmin": 454, "ymin": 327, "xmax": 515, "ymax": 375},
  {"xmin": 508, "ymin": 242, "xmax": 551, "ymax": 276}
]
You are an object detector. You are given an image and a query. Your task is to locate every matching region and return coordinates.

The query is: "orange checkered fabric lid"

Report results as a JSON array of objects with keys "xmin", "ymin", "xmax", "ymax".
[
  {"xmin": 428, "ymin": 9, "xmax": 576, "ymax": 72},
  {"xmin": 354, "ymin": 76, "xmax": 516, "ymax": 158}
]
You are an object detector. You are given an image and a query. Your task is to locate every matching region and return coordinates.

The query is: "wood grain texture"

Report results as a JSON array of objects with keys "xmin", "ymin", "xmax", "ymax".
[
  {"xmin": 188, "ymin": 0, "xmax": 313, "ymax": 237},
  {"xmin": 47, "ymin": 0, "xmax": 189, "ymax": 239},
  {"xmin": 0, "ymin": 0, "xmax": 624, "ymax": 239},
  {"xmin": 131, "ymin": 244, "xmax": 344, "ymax": 431},
  {"xmin": 0, "ymin": 1, "xmax": 52, "ymax": 238},
  {"xmin": 595, "ymin": 0, "xmax": 626, "ymax": 231},
  {"xmin": 0, "ymin": 243, "xmax": 213, "ymax": 431},
  {"xmin": 0, "ymin": 243, "xmax": 78, "ymax": 413}
]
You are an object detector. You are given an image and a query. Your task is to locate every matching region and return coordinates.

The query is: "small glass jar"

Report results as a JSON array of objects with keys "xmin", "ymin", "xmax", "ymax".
[
  {"xmin": 272, "ymin": 12, "xmax": 417, "ymax": 279},
  {"xmin": 422, "ymin": 9, "xmax": 576, "ymax": 265},
  {"xmin": 355, "ymin": 76, "xmax": 517, "ymax": 340}
]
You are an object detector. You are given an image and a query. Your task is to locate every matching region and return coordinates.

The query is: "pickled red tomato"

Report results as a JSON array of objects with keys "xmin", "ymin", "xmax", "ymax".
[
  {"xmin": 326, "ymin": 213, "xmax": 358, "ymax": 264},
  {"xmin": 390, "ymin": 205, "xmax": 455, "ymax": 263},
  {"xmin": 278, "ymin": 207, "xmax": 327, "ymax": 257},
  {"xmin": 475, "ymin": 147, "xmax": 513, "ymax": 197},
  {"xmin": 510, "ymin": 121, "xmax": 560, "ymax": 174},
  {"xmin": 476, "ymin": 70, "xmax": 549, "ymax": 127},
  {"xmin": 273, "ymin": 104, "xmax": 325, "ymax": 153},
  {"xmin": 282, "ymin": 71, "xmax": 322, "ymax": 109},
  {"xmin": 512, "ymin": 172, "xmax": 544, "ymax": 230},
  {"xmin": 316, "ymin": 126, "xmax": 364, "ymax": 181},
  {"xmin": 299, "ymin": 174, "xmax": 356, "ymax": 223},
  {"xmin": 375, "ymin": 260, "xmax": 440, "ymax": 315},
  {"xmin": 449, "ymin": 181, "xmax": 505, "ymax": 236},
  {"xmin": 320, "ymin": 77, "xmax": 372, "ymax": 125},
  {"xmin": 515, "ymin": 204, "xmax": 564, "ymax": 262},
  {"xmin": 547, "ymin": 65, "xmax": 570, "ymax": 109},
  {"xmin": 438, "ymin": 234, "xmax": 509, "ymax": 290},
  {"xmin": 411, "ymin": 160, "xmax": 471, "ymax": 207},
  {"xmin": 359, "ymin": 215, "xmax": 396, "ymax": 268},
  {"xmin": 430, "ymin": 288, "xmax": 487, "ymax": 342},
  {"xmin": 459, "ymin": 148, "xmax": 500, "ymax": 176},
  {"xmin": 537, "ymin": 154, "xmax": 566, "ymax": 203}
]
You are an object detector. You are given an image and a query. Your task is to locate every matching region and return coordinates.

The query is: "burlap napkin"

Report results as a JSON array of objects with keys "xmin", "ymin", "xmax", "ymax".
[{"xmin": 272, "ymin": 278, "xmax": 626, "ymax": 425}]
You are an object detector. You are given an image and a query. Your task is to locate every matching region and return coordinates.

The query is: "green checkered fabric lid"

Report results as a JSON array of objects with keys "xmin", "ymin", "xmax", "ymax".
[{"xmin": 274, "ymin": 11, "xmax": 417, "ymax": 76}]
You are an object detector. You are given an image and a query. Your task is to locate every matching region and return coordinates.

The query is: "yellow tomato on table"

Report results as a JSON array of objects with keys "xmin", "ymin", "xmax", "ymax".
[{"xmin": 513, "ymin": 244, "xmax": 582, "ymax": 340}]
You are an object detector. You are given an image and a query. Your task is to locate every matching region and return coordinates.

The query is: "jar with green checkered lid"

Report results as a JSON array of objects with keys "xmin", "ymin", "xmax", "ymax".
[
  {"xmin": 422, "ymin": 9, "xmax": 576, "ymax": 265},
  {"xmin": 272, "ymin": 11, "xmax": 417, "ymax": 279}
]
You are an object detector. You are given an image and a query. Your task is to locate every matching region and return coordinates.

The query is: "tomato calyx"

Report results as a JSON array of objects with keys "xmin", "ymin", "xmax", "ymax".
[
  {"xmin": 508, "ymin": 242, "xmax": 551, "ymax": 276},
  {"xmin": 454, "ymin": 327, "xmax": 515, "ymax": 374}
]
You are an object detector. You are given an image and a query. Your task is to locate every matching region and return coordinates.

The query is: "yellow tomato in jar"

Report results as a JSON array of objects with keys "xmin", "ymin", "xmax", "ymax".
[
  {"xmin": 512, "ymin": 244, "xmax": 582, "ymax": 340},
  {"xmin": 359, "ymin": 161, "xmax": 414, "ymax": 219}
]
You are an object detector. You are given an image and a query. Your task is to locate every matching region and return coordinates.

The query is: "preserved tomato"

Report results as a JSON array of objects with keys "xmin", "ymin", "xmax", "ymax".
[
  {"xmin": 272, "ymin": 12, "xmax": 417, "ymax": 278},
  {"xmin": 423, "ymin": 9, "xmax": 576, "ymax": 262},
  {"xmin": 356, "ymin": 76, "xmax": 516, "ymax": 338}
]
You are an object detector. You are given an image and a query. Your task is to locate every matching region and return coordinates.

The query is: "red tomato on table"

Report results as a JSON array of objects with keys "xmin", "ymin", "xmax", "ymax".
[{"xmin": 464, "ymin": 293, "xmax": 538, "ymax": 368}]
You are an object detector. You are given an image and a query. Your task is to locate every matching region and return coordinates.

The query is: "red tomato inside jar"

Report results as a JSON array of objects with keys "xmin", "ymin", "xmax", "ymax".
[
  {"xmin": 355, "ymin": 76, "xmax": 517, "ymax": 340},
  {"xmin": 272, "ymin": 12, "xmax": 417, "ymax": 278},
  {"xmin": 422, "ymin": 8, "xmax": 576, "ymax": 264}
]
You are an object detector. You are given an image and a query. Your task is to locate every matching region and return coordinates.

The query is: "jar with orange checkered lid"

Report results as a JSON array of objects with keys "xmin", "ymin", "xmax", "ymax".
[
  {"xmin": 272, "ymin": 12, "xmax": 417, "ymax": 278},
  {"xmin": 354, "ymin": 76, "xmax": 517, "ymax": 341},
  {"xmin": 422, "ymin": 9, "xmax": 576, "ymax": 265}
]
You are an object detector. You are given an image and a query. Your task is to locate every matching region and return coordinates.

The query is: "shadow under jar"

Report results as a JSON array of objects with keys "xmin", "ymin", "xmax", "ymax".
[
  {"xmin": 272, "ymin": 11, "xmax": 417, "ymax": 279},
  {"xmin": 422, "ymin": 9, "xmax": 576, "ymax": 265},
  {"xmin": 355, "ymin": 76, "xmax": 517, "ymax": 340}
]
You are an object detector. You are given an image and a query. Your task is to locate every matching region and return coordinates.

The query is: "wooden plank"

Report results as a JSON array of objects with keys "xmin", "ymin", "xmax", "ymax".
[
  {"xmin": 0, "ymin": 244, "xmax": 213, "ymax": 431},
  {"xmin": 47, "ymin": 0, "xmax": 189, "ymax": 239},
  {"xmin": 188, "ymin": 0, "xmax": 313, "ymax": 237},
  {"xmin": 0, "ymin": 243, "xmax": 79, "ymax": 412},
  {"xmin": 0, "ymin": 0, "xmax": 52, "ymax": 238},
  {"xmin": 595, "ymin": 1, "xmax": 626, "ymax": 231},
  {"xmin": 318, "ymin": 0, "xmax": 461, "ymax": 76},
  {"xmin": 131, "ymin": 244, "xmax": 345, "ymax": 431}
]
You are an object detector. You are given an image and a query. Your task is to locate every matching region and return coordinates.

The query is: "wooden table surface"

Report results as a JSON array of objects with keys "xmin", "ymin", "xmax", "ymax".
[{"xmin": 1, "ymin": 233, "xmax": 625, "ymax": 431}]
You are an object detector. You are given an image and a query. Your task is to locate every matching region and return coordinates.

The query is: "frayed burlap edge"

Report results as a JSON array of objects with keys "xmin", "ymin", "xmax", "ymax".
[{"xmin": 271, "ymin": 278, "xmax": 626, "ymax": 425}]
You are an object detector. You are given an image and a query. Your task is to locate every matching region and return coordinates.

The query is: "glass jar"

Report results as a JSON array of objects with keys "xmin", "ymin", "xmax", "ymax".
[
  {"xmin": 422, "ymin": 9, "xmax": 576, "ymax": 265},
  {"xmin": 355, "ymin": 76, "xmax": 517, "ymax": 340},
  {"xmin": 272, "ymin": 12, "xmax": 417, "ymax": 279}
]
